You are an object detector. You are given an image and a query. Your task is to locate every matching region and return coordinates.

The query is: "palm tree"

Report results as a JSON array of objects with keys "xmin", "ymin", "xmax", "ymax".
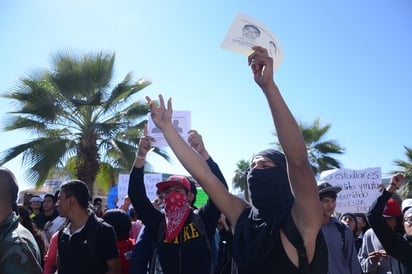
[
  {"xmin": 233, "ymin": 159, "xmax": 249, "ymax": 201},
  {"xmin": 273, "ymin": 118, "xmax": 345, "ymax": 176},
  {"xmin": 391, "ymin": 146, "xmax": 412, "ymax": 198},
  {"xmin": 0, "ymin": 51, "xmax": 168, "ymax": 195}
]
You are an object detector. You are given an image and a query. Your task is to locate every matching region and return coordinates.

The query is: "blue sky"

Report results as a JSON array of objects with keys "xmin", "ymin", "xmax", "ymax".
[{"xmin": 1, "ymin": 0, "xmax": 411, "ymax": 192}]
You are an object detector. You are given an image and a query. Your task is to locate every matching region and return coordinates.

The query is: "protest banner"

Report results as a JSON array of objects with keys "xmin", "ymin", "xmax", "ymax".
[{"xmin": 320, "ymin": 167, "xmax": 382, "ymax": 213}]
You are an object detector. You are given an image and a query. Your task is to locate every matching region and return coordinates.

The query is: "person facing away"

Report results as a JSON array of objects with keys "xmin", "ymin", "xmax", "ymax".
[
  {"xmin": 56, "ymin": 179, "xmax": 121, "ymax": 274},
  {"xmin": 0, "ymin": 167, "xmax": 43, "ymax": 274},
  {"xmin": 128, "ymin": 126, "xmax": 228, "ymax": 274},
  {"xmin": 145, "ymin": 46, "xmax": 328, "ymax": 274},
  {"xmin": 367, "ymin": 174, "xmax": 412, "ymax": 273},
  {"xmin": 357, "ymin": 198, "xmax": 402, "ymax": 274},
  {"xmin": 318, "ymin": 182, "xmax": 361, "ymax": 274},
  {"xmin": 102, "ymin": 209, "xmax": 135, "ymax": 274}
]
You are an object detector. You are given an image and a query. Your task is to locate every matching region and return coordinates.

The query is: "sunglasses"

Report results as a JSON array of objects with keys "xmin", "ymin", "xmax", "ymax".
[{"xmin": 404, "ymin": 216, "xmax": 412, "ymax": 224}]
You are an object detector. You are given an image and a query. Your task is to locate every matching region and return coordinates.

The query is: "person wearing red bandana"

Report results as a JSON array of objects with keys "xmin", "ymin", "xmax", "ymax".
[
  {"xmin": 128, "ymin": 126, "xmax": 227, "ymax": 274},
  {"xmin": 145, "ymin": 46, "xmax": 328, "ymax": 274}
]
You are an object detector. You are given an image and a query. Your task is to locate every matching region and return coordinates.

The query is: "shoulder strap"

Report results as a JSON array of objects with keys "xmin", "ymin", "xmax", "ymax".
[
  {"xmin": 335, "ymin": 221, "xmax": 347, "ymax": 259},
  {"xmin": 282, "ymin": 214, "xmax": 310, "ymax": 274},
  {"xmin": 335, "ymin": 221, "xmax": 346, "ymax": 242}
]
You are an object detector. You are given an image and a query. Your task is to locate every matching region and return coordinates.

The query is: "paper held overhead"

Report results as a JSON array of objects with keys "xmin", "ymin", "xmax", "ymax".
[{"xmin": 221, "ymin": 12, "xmax": 284, "ymax": 72}]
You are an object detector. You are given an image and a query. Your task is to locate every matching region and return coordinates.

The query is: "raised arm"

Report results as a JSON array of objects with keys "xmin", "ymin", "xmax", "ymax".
[
  {"xmin": 248, "ymin": 47, "xmax": 321, "ymax": 236},
  {"xmin": 128, "ymin": 124, "xmax": 162, "ymax": 230},
  {"xmin": 188, "ymin": 130, "xmax": 229, "ymax": 234},
  {"xmin": 145, "ymin": 96, "xmax": 247, "ymax": 228},
  {"xmin": 368, "ymin": 174, "xmax": 411, "ymax": 264}
]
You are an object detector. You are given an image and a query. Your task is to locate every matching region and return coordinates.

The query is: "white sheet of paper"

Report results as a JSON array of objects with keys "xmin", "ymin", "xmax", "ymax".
[
  {"xmin": 147, "ymin": 111, "xmax": 191, "ymax": 147},
  {"xmin": 221, "ymin": 12, "xmax": 284, "ymax": 71}
]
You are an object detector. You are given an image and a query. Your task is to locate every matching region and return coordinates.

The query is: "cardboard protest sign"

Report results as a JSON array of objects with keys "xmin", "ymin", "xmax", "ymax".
[
  {"xmin": 117, "ymin": 173, "xmax": 164, "ymax": 207},
  {"xmin": 319, "ymin": 167, "xmax": 382, "ymax": 213},
  {"xmin": 221, "ymin": 12, "xmax": 284, "ymax": 71},
  {"xmin": 147, "ymin": 111, "xmax": 191, "ymax": 147}
]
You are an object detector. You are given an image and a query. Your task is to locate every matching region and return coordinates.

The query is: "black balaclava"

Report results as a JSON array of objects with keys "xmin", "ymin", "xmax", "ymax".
[
  {"xmin": 247, "ymin": 149, "xmax": 293, "ymax": 220},
  {"xmin": 232, "ymin": 149, "xmax": 294, "ymax": 267}
]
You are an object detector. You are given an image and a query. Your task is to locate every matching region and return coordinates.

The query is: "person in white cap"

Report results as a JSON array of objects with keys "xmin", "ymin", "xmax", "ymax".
[
  {"xmin": 29, "ymin": 195, "xmax": 43, "ymax": 219},
  {"xmin": 367, "ymin": 173, "xmax": 412, "ymax": 273},
  {"xmin": 401, "ymin": 198, "xmax": 412, "ymax": 214}
]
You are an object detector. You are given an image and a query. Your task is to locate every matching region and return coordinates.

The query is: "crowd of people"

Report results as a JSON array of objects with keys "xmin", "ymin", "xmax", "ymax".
[{"xmin": 1, "ymin": 47, "xmax": 412, "ymax": 274}]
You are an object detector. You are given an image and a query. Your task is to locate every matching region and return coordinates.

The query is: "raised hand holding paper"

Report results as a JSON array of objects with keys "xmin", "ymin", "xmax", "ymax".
[
  {"xmin": 147, "ymin": 110, "xmax": 191, "ymax": 147},
  {"xmin": 221, "ymin": 12, "xmax": 284, "ymax": 71}
]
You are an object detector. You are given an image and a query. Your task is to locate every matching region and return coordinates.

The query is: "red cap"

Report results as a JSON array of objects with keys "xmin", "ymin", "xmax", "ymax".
[
  {"xmin": 383, "ymin": 198, "xmax": 402, "ymax": 217},
  {"xmin": 156, "ymin": 175, "xmax": 191, "ymax": 193}
]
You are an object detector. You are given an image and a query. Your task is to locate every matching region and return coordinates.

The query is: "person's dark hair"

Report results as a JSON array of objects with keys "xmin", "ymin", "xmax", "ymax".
[
  {"xmin": 0, "ymin": 167, "xmax": 19, "ymax": 206},
  {"xmin": 103, "ymin": 209, "xmax": 131, "ymax": 240},
  {"xmin": 93, "ymin": 197, "xmax": 102, "ymax": 205},
  {"xmin": 339, "ymin": 212, "xmax": 358, "ymax": 234},
  {"xmin": 44, "ymin": 193, "xmax": 57, "ymax": 203},
  {"xmin": 353, "ymin": 212, "xmax": 370, "ymax": 233},
  {"xmin": 320, "ymin": 191, "xmax": 338, "ymax": 200},
  {"xmin": 18, "ymin": 204, "xmax": 36, "ymax": 230},
  {"xmin": 17, "ymin": 205, "xmax": 46, "ymax": 264},
  {"xmin": 60, "ymin": 179, "xmax": 90, "ymax": 209}
]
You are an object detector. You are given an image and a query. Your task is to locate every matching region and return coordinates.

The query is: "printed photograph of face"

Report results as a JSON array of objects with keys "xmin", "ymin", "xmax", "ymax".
[{"xmin": 242, "ymin": 24, "xmax": 260, "ymax": 39}]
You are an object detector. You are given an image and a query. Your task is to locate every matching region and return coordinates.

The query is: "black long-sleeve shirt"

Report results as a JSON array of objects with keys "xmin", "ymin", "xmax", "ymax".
[{"xmin": 367, "ymin": 190, "xmax": 412, "ymax": 274}]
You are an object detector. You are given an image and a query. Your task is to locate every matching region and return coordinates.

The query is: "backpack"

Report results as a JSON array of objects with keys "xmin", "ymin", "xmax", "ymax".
[
  {"xmin": 57, "ymin": 216, "xmax": 107, "ymax": 273},
  {"xmin": 150, "ymin": 210, "xmax": 214, "ymax": 274}
]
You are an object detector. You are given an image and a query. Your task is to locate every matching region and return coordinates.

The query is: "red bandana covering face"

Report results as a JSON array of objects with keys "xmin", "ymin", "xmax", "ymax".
[{"xmin": 164, "ymin": 191, "xmax": 191, "ymax": 242}]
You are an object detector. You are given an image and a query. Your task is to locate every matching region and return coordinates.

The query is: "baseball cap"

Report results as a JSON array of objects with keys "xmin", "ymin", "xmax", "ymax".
[
  {"xmin": 402, "ymin": 198, "xmax": 412, "ymax": 214},
  {"xmin": 29, "ymin": 195, "xmax": 43, "ymax": 203},
  {"xmin": 383, "ymin": 198, "xmax": 401, "ymax": 218},
  {"xmin": 318, "ymin": 181, "xmax": 342, "ymax": 195},
  {"xmin": 156, "ymin": 175, "xmax": 191, "ymax": 193}
]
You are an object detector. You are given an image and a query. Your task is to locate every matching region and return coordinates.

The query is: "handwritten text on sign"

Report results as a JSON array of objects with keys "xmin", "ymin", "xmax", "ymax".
[{"xmin": 319, "ymin": 167, "xmax": 382, "ymax": 213}]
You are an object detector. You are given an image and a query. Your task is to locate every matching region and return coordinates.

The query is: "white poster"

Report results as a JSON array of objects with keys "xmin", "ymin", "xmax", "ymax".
[
  {"xmin": 221, "ymin": 12, "xmax": 284, "ymax": 71},
  {"xmin": 117, "ymin": 173, "xmax": 164, "ymax": 206},
  {"xmin": 319, "ymin": 167, "xmax": 382, "ymax": 214},
  {"xmin": 147, "ymin": 111, "xmax": 191, "ymax": 147}
]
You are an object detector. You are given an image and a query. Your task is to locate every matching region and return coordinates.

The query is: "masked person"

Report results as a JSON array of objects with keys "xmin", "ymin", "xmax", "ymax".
[{"xmin": 145, "ymin": 46, "xmax": 328, "ymax": 274}]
